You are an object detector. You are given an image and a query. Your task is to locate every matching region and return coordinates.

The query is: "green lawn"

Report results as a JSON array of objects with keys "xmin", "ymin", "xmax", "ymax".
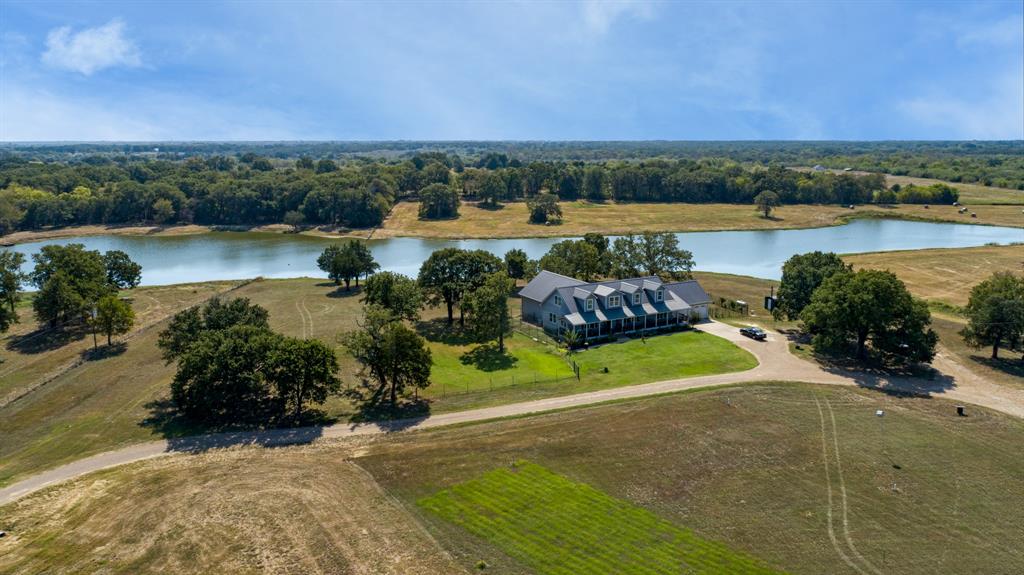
[
  {"xmin": 420, "ymin": 460, "xmax": 781, "ymax": 575},
  {"xmin": 420, "ymin": 327, "xmax": 757, "ymax": 412}
]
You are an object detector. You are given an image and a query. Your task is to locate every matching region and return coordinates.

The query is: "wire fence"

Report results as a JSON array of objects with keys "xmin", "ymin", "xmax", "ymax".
[{"xmin": 432, "ymin": 368, "xmax": 580, "ymax": 399}]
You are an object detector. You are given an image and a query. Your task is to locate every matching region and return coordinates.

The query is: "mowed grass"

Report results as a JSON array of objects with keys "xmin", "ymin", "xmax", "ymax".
[
  {"xmin": 419, "ymin": 460, "xmax": 780, "ymax": 575},
  {"xmin": 423, "ymin": 324, "xmax": 755, "ymax": 411},
  {"xmin": 845, "ymin": 245, "xmax": 1024, "ymax": 307},
  {"xmin": 0, "ymin": 277, "xmax": 755, "ymax": 486},
  {"xmin": 377, "ymin": 200, "xmax": 1023, "ymax": 239},
  {"xmin": 359, "ymin": 383, "xmax": 1024, "ymax": 574},
  {"xmin": 0, "ymin": 442, "xmax": 462, "ymax": 575}
]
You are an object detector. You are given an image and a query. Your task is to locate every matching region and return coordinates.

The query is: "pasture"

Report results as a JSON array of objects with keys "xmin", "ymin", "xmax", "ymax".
[
  {"xmin": 0, "ymin": 277, "xmax": 755, "ymax": 487},
  {"xmin": 845, "ymin": 245, "xmax": 1023, "ymax": 307},
  {"xmin": 5, "ymin": 383, "xmax": 1021, "ymax": 574},
  {"xmin": 361, "ymin": 382, "xmax": 1024, "ymax": 574},
  {"xmin": 378, "ymin": 200, "xmax": 1023, "ymax": 239}
]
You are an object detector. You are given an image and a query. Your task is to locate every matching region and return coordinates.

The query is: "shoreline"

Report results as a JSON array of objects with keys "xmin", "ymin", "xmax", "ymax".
[{"xmin": 2, "ymin": 202, "xmax": 1021, "ymax": 246}]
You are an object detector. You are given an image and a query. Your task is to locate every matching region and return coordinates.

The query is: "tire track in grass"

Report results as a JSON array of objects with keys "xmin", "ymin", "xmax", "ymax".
[
  {"xmin": 825, "ymin": 399, "xmax": 883, "ymax": 575},
  {"xmin": 294, "ymin": 299, "xmax": 309, "ymax": 339},
  {"xmin": 300, "ymin": 297, "xmax": 315, "ymax": 339},
  {"xmin": 814, "ymin": 396, "xmax": 868, "ymax": 575}
]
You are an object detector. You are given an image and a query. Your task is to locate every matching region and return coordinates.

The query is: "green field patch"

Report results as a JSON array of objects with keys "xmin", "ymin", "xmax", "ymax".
[{"xmin": 419, "ymin": 460, "xmax": 783, "ymax": 574}]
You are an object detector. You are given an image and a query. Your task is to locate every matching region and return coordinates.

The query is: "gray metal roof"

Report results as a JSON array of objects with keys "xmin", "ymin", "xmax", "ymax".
[
  {"xmin": 664, "ymin": 280, "xmax": 712, "ymax": 305},
  {"xmin": 519, "ymin": 270, "xmax": 586, "ymax": 302},
  {"xmin": 642, "ymin": 279, "xmax": 662, "ymax": 291}
]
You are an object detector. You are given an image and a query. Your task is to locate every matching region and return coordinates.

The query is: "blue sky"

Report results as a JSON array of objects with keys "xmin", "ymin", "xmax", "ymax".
[{"xmin": 1, "ymin": 1, "xmax": 1021, "ymax": 141}]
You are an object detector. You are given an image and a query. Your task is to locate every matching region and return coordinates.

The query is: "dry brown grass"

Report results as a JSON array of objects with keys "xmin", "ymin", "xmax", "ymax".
[
  {"xmin": 4, "ymin": 383, "xmax": 1021, "ymax": 574},
  {"xmin": 376, "ymin": 200, "xmax": 1023, "ymax": 239},
  {"xmin": 0, "ymin": 440, "xmax": 462, "ymax": 575},
  {"xmin": 357, "ymin": 383, "xmax": 1024, "ymax": 574},
  {"xmin": 844, "ymin": 245, "xmax": 1024, "ymax": 307}
]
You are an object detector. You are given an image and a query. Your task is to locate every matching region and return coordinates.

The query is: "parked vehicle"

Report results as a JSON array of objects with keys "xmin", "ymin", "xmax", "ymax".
[{"xmin": 739, "ymin": 326, "xmax": 767, "ymax": 341}]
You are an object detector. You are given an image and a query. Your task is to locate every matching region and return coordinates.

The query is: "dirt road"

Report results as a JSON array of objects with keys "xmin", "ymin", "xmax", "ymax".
[{"xmin": 2, "ymin": 320, "xmax": 1020, "ymax": 506}]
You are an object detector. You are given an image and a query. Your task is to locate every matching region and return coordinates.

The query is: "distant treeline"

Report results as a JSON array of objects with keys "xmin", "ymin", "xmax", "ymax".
[
  {"xmin": 4, "ymin": 140, "xmax": 1022, "ymax": 188},
  {"xmin": 0, "ymin": 152, "xmax": 916, "ymax": 234},
  {"xmin": 0, "ymin": 154, "xmax": 948, "ymax": 234}
]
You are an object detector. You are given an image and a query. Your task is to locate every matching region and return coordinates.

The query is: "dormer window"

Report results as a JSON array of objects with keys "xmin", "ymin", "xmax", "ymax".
[
  {"xmin": 608, "ymin": 295, "xmax": 620, "ymax": 307},
  {"xmin": 554, "ymin": 294, "xmax": 562, "ymax": 306},
  {"xmin": 585, "ymin": 298, "xmax": 595, "ymax": 311},
  {"xmin": 656, "ymin": 289, "xmax": 664, "ymax": 302},
  {"xmin": 633, "ymin": 293, "xmax": 641, "ymax": 305}
]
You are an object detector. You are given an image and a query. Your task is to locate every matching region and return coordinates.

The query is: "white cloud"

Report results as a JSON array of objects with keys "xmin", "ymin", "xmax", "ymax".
[
  {"xmin": 41, "ymin": 19, "xmax": 142, "ymax": 75},
  {"xmin": 899, "ymin": 71, "xmax": 1024, "ymax": 139},
  {"xmin": 580, "ymin": 0, "xmax": 654, "ymax": 35},
  {"xmin": 0, "ymin": 85, "xmax": 319, "ymax": 141}
]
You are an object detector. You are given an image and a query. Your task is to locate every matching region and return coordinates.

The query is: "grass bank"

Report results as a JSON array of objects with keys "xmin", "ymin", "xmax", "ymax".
[{"xmin": 377, "ymin": 200, "xmax": 1023, "ymax": 239}]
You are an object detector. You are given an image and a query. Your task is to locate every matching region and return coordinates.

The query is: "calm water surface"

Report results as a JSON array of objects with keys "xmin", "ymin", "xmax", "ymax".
[{"xmin": 8, "ymin": 219, "xmax": 1022, "ymax": 286}]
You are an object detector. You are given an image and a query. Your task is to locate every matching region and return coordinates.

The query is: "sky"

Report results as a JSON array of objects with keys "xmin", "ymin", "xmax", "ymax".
[{"xmin": 1, "ymin": 1, "xmax": 1022, "ymax": 141}]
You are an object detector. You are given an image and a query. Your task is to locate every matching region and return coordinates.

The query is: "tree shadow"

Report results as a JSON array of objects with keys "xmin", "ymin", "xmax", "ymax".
[
  {"xmin": 476, "ymin": 202, "xmax": 504, "ymax": 211},
  {"xmin": 527, "ymin": 219, "xmax": 562, "ymax": 227},
  {"xmin": 81, "ymin": 342, "xmax": 127, "ymax": 361},
  {"xmin": 460, "ymin": 342, "xmax": 518, "ymax": 372},
  {"xmin": 6, "ymin": 324, "xmax": 89, "ymax": 354},
  {"xmin": 758, "ymin": 214, "xmax": 784, "ymax": 222},
  {"xmin": 140, "ymin": 397, "xmax": 336, "ymax": 452},
  {"xmin": 810, "ymin": 348, "xmax": 957, "ymax": 398},
  {"xmin": 325, "ymin": 285, "xmax": 364, "ymax": 298},
  {"xmin": 971, "ymin": 354, "xmax": 1024, "ymax": 380},
  {"xmin": 344, "ymin": 379, "xmax": 431, "ymax": 430},
  {"xmin": 415, "ymin": 317, "xmax": 476, "ymax": 345}
]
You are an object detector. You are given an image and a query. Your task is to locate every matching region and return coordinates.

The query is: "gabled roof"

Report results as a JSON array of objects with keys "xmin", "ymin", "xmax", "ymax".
[
  {"xmin": 619, "ymin": 282, "xmax": 639, "ymax": 293},
  {"xmin": 593, "ymin": 285, "xmax": 615, "ymax": 297},
  {"xmin": 642, "ymin": 279, "xmax": 662, "ymax": 291},
  {"xmin": 664, "ymin": 280, "xmax": 712, "ymax": 305},
  {"xmin": 519, "ymin": 270, "xmax": 586, "ymax": 302}
]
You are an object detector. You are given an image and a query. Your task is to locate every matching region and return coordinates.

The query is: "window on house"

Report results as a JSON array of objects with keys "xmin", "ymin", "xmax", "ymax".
[
  {"xmin": 548, "ymin": 312, "xmax": 557, "ymax": 323},
  {"xmin": 656, "ymin": 290, "xmax": 664, "ymax": 302},
  {"xmin": 609, "ymin": 295, "xmax": 620, "ymax": 307},
  {"xmin": 633, "ymin": 293, "xmax": 641, "ymax": 305},
  {"xmin": 554, "ymin": 294, "xmax": 562, "ymax": 306},
  {"xmin": 586, "ymin": 298, "xmax": 594, "ymax": 311}
]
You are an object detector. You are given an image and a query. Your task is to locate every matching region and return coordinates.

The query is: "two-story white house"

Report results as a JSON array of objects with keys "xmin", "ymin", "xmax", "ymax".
[{"xmin": 519, "ymin": 270, "xmax": 711, "ymax": 341}]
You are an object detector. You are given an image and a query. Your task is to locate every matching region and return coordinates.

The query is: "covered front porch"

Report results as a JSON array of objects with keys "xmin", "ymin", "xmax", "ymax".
[{"xmin": 565, "ymin": 310, "xmax": 687, "ymax": 341}]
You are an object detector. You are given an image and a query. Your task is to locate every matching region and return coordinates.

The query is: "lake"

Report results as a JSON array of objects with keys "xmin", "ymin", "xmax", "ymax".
[{"xmin": 7, "ymin": 219, "xmax": 1022, "ymax": 286}]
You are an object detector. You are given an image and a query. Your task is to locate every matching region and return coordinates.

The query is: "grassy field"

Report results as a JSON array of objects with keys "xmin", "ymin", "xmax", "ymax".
[
  {"xmin": 791, "ymin": 168, "xmax": 1024, "ymax": 205},
  {"xmin": 376, "ymin": 200, "xmax": 1023, "ymax": 239},
  {"xmin": 0, "ymin": 441, "xmax": 463, "ymax": 575},
  {"xmin": 4, "ymin": 383, "xmax": 1021, "ymax": 574},
  {"xmin": 420, "ymin": 460, "xmax": 780, "ymax": 574},
  {"xmin": 0, "ymin": 277, "xmax": 754, "ymax": 487},
  {"xmin": 360, "ymin": 382, "xmax": 1024, "ymax": 574},
  {"xmin": 882, "ymin": 174, "xmax": 1024, "ymax": 205},
  {"xmin": 845, "ymin": 245, "xmax": 1023, "ymax": 307}
]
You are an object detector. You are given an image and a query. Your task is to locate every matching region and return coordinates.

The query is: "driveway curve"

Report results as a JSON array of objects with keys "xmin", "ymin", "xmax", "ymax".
[{"xmin": 2, "ymin": 320, "xmax": 1021, "ymax": 506}]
